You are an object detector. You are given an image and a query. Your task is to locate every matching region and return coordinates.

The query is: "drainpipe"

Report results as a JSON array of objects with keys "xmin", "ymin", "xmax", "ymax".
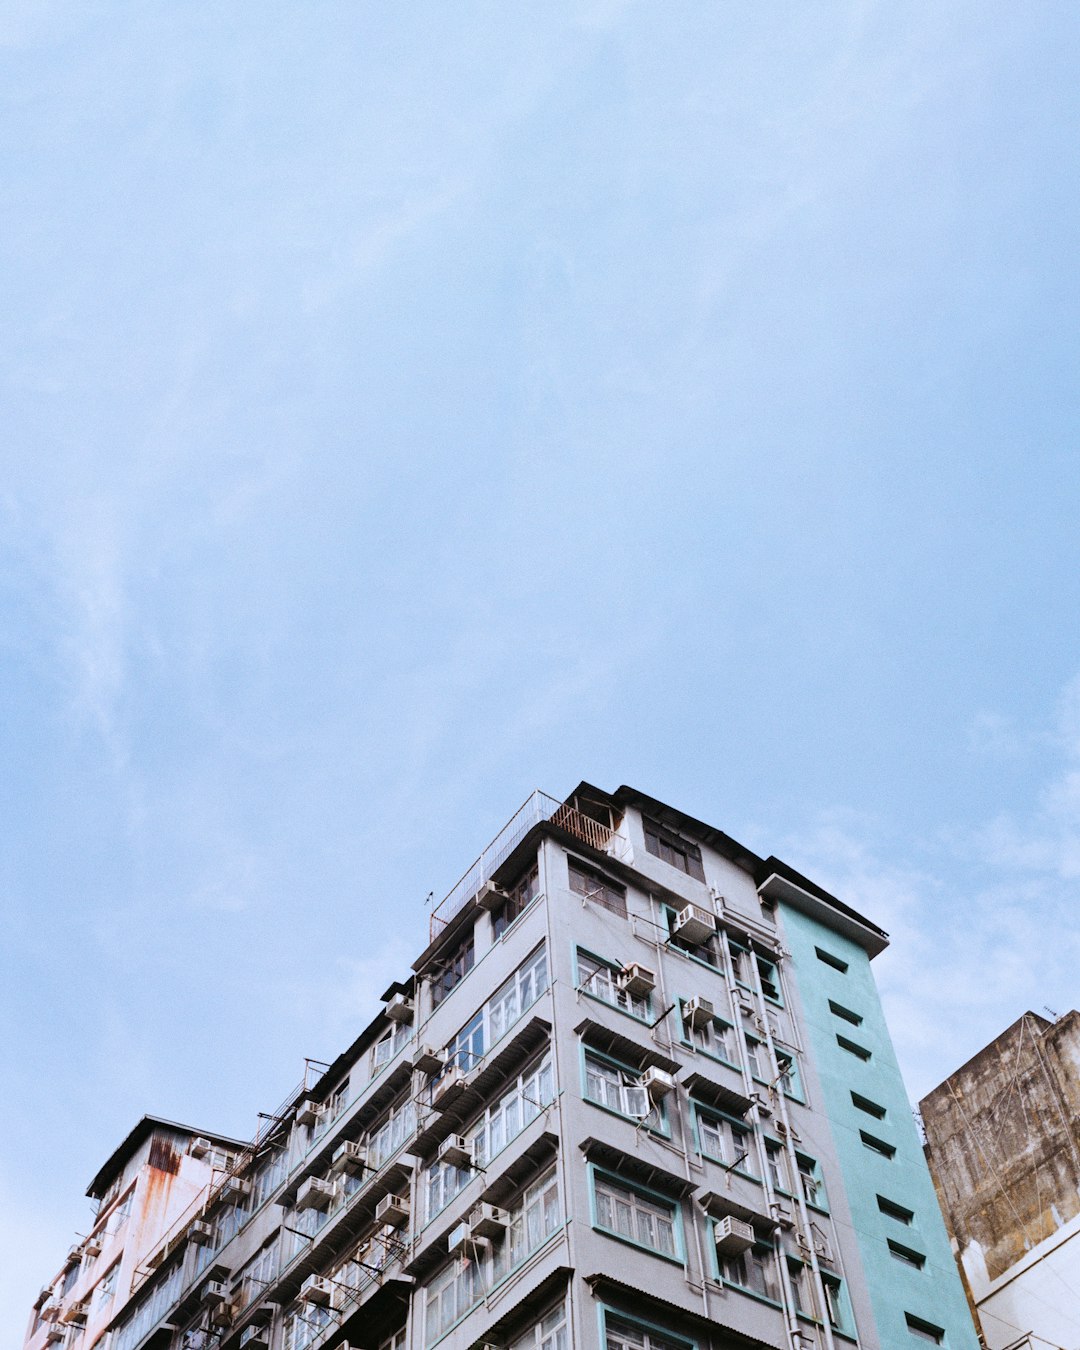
[{"xmin": 746, "ymin": 939, "xmax": 837, "ymax": 1350}]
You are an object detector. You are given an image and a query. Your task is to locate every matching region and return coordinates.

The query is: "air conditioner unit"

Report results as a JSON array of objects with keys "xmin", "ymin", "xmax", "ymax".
[
  {"xmin": 684, "ymin": 995, "xmax": 715, "ymax": 1028},
  {"xmin": 61, "ymin": 1301, "xmax": 89, "ymax": 1326},
  {"xmin": 476, "ymin": 880, "xmax": 509, "ymax": 911},
  {"xmin": 375, "ymin": 1193, "xmax": 410, "ymax": 1227},
  {"xmin": 189, "ymin": 1136, "xmax": 213, "ymax": 1159},
  {"xmin": 189, "ymin": 1219, "xmax": 215, "ymax": 1245},
  {"xmin": 249, "ymin": 1301, "xmax": 278, "ymax": 1327},
  {"xmin": 297, "ymin": 1177, "xmax": 335, "ymax": 1211},
  {"xmin": 642, "ymin": 1066, "xmax": 676, "ymax": 1102},
  {"xmin": 737, "ymin": 994, "xmax": 755, "ymax": 1017},
  {"xmin": 412, "ymin": 1045, "xmax": 446, "ymax": 1075},
  {"xmin": 775, "ymin": 1120, "xmax": 800, "ymax": 1142},
  {"xmin": 617, "ymin": 962, "xmax": 656, "ymax": 997},
  {"xmin": 468, "ymin": 1203, "xmax": 509, "ymax": 1238},
  {"xmin": 436, "ymin": 1134, "xmax": 473, "ymax": 1169},
  {"xmin": 431, "ymin": 1066, "xmax": 469, "ymax": 1110},
  {"xmin": 44, "ymin": 1329, "xmax": 64, "ymax": 1346},
  {"xmin": 83, "ymin": 1234, "xmax": 103, "ymax": 1258},
  {"xmin": 209, "ymin": 1299, "xmax": 234, "ymax": 1330},
  {"xmin": 298, "ymin": 1275, "xmax": 333, "ymax": 1307},
  {"xmin": 673, "ymin": 903, "xmax": 716, "ymax": 945},
  {"xmin": 295, "ymin": 1099, "xmax": 322, "ymax": 1128},
  {"xmin": 201, "ymin": 1281, "xmax": 229, "ymax": 1307},
  {"xmin": 713, "ymin": 1215, "xmax": 756, "ymax": 1256},
  {"xmin": 40, "ymin": 1304, "xmax": 61, "ymax": 1325},
  {"xmin": 447, "ymin": 1220, "xmax": 487, "ymax": 1259},
  {"xmin": 239, "ymin": 1329, "xmax": 270, "ymax": 1350},
  {"xmin": 220, "ymin": 1175, "xmax": 252, "ymax": 1203},
  {"xmin": 385, "ymin": 993, "xmax": 414, "ymax": 1024},
  {"xmin": 330, "ymin": 1141, "xmax": 367, "ymax": 1174}
]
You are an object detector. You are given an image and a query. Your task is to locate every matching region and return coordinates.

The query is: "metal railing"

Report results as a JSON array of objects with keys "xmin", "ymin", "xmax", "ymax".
[{"xmin": 430, "ymin": 791, "xmax": 623, "ymax": 938}]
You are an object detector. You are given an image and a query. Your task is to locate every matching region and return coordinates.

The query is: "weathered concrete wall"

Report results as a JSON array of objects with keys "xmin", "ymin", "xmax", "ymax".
[{"xmin": 921, "ymin": 1010, "xmax": 1080, "ymax": 1293}]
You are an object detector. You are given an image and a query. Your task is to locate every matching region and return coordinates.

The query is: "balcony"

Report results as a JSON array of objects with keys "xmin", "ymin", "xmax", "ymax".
[{"xmin": 431, "ymin": 791, "xmax": 627, "ymax": 939}]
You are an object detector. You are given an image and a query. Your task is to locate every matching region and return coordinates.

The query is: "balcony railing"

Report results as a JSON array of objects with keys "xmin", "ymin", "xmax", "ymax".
[{"xmin": 430, "ymin": 791, "xmax": 624, "ymax": 938}]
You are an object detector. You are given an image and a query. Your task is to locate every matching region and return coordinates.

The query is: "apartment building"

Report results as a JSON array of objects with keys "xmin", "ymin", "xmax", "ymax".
[
  {"xmin": 920, "ymin": 1009, "xmax": 1080, "ymax": 1350},
  {"xmin": 26, "ymin": 783, "xmax": 978, "ymax": 1350}
]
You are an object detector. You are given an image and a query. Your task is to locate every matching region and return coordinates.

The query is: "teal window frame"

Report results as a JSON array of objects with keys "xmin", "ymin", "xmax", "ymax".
[
  {"xmin": 580, "ymin": 1043, "xmax": 670, "ymax": 1136},
  {"xmin": 677, "ymin": 997, "xmax": 739, "ymax": 1068},
  {"xmin": 574, "ymin": 947, "xmax": 653, "ymax": 1024},
  {"xmin": 599, "ymin": 1306, "xmax": 696, "ymax": 1350},
  {"xmin": 692, "ymin": 1103, "xmax": 757, "ymax": 1178},
  {"xmin": 588, "ymin": 1164, "xmax": 685, "ymax": 1265}
]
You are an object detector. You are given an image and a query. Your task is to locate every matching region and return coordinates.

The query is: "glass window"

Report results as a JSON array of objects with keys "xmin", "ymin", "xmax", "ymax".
[
  {"xmin": 579, "ymin": 951, "xmax": 651, "ymax": 1020},
  {"xmin": 510, "ymin": 1301, "xmax": 568, "ymax": 1350},
  {"xmin": 797, "ymin": 1155, "xmax": 827, "ymax": 1209},
  {"xmin": 368, "ymin": 1096, "xmax": 416, "ymax": 1169},
  {"xmin": 569, "ymin": 860, "xmax": 627, "ymax": 918},
  {"xmin": 718, "ymin": 1243, "xmax": 780, "ymax": 1302},
  {"xmin": 680, "ymin": 1001, "xmax": 736, "ymax": 1061},
  {"xmin": 605, "ymin": 1314, "xmax": 692, "ymax": 1350},
  {"xmin": 432, "ymin": 932, "xmax": 475, "ymax": 1006},
  {"xmin": 765, "ymin": 1141, "xmax": 790, "ymax": 1192},
  {"xmin": 494, "ymin": 864, "xmax": 540, "ymax": 939},
  {"xmin": 372, "ymin": 1019, "xmax": 410, "ymax": 1072},
  {"xmin": 284, "ymin": 1301, "xmax": 333, "ymax": 1350},
  {"xmin": 593, "ymin": 1175, "xmax": 678, "ymax": 1259},
  {"xmin": 584, "ymin": 1052, "xmax": 655, "ymax": 1123},
  {"xmin": 696, "ymin": 1108, "xmax": 753, "ymax": 1171},
  {"xmin": 643, "ymin": 820, "xmax": 706, "ymax": 881}
]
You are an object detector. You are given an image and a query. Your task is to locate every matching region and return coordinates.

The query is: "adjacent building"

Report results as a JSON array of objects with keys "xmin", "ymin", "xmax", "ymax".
[
  {"xmin": 920, "ymin": 1009, "xmax": 1080, "ymax": 1350},
  {"xmin": 27, "ymin": 783, "xmax": 978, "ymax": 1350}
]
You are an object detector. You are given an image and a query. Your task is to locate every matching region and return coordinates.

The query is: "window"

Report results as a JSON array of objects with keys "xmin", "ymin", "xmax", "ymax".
[
  {"xmin": 680, "ymin": 1001, "xmax": 736, "ymax": 1061},
  {"xmin": 427, "ymin": 1055, "xmax": 553, "ymax": 1220},
  {"xmin": 745, "ymin": 1036, "xmax": 766, "ymax": 1079},
  {"xmin": 860, "ymin": 1130, "xmax": 896, "ymax": 1159},
  {"xmin": 584, "ymin": 1051, "xmax": 663, "ymax": 1125},
  {"xmin": 593, "ymin": 1174, "xmax": 679, "ymax": 1259},
  {"xmin": 717, "ymin": 1242, "xmax": 780, "ymax": 1302},
  {"xmin": 837, "ymin": 1034, "xmax": 872, "ymax": 1061},
  {"xmin": 905, "ymin": 1313, "xmax": 945, "ymax": 1344},
  {"xmin": 605, "ymin": 1313, "xmax": 692, "ymax": 1350},
  {"xmin": 797, "ymin": 1155, "xmax": 827, "ymax": 1209},
  {"xmin": 110, "ymin": 1187, "xmax": 135, "ymax": 1234},
  {"xmin": 368, "ymin": 1096, "xmax": 416, "ymax": 1170},
  {"xmin": 643, "ymin": 819, "xmax": 706, "ymax": 881},
  {"xmin": 852, "ymin": 1091, "xmax": 887, "ymax": 1120},
  {"xmin": 494, "ymin": 864, "xmax": 540, "ymax": 939},
  {"xmin": 579, "ymin": 951, "xmax": 651, "ymax": 1020},
  {"xmin": 97, "ymin": 1262, "xmax": 119, "ymax": 1306},
  {"xmin": 822, "ymin": 1276, "xmax": 854, "ymax": 1336},
  {"xmin": 440, "ymin": 945, "xmax": 548, "ymax": 1076},
  {"xmin": 696, "ymin": 1108, "xmax": 753, "ymax": 1172},
  {"xmin": 61, "ymin": 1263, "xmax": 80, "ymax": 1297},
  {"xmin": 431, "ymin": 931, "xmax": 475, "ymax": 1006},
  {"xmin": 372, "ymin": 1018, "xmax": 410, "ymax": 1072},
  {"xmin": 510, "ymin": 1301, "xmax": 568, "ymax": 1350},
  {"xmin": 774, "ymin": 1048, "xmax": 803, "ymax": 1099},
  {"xmin": 829, "ymin": 999, "xmax": 863, "ymax": 1026},
  {"xmin": 878, "ymin": 1195, "xmax": 915, "ymax": 1225},
  {"xmin": 889, "ymin": 1240, "xmax": 927, "ymax": 1269},
  {"xmin": 815, "ymin": 945, "xmax": 848, "ymax": 972},
  {"xmin": 234, "ymin": 1237, "xmax": 281, "ymax": 1313},
  {"xmin": 765, "ymin": 1141, "xmax": 789, "ymax": 1192},
  {"xmin": 284, "ymin": 1301, "xmax": 333, "ymax": 1350},
  {"xmin": 425, "ymin": 1170, "xmax": 561, "ymax": 1342},
  {"xmin": 787, "ymin": 1260, "xmax": 816, "ymax": 1318},
  {"xmin": 569, "ymin": 860, "xmax": 627, "ymax": 918}
]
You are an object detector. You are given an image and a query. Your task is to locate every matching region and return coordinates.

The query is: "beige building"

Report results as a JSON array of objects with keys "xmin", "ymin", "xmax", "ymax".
[{"xmin": 920, "ymin": 1010, "xmax": 1080, "ymax": 1350}]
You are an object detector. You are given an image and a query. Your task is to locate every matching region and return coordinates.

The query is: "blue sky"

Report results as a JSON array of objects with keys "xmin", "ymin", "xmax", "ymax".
[{"xmin": 3, "ymin": 0, "xmax": 1080, "ymax": 1336}]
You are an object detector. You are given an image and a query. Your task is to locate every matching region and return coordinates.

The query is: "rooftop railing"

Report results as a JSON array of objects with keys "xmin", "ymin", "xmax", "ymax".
[{"xmin": 430, "ymin": 790, "xmax": 624, "ymax": 939}]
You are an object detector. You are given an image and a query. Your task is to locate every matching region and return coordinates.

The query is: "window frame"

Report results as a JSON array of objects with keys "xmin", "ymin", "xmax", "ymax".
[
  {"xmin": 642, "ymin": 818, "xmax": 706, "ymax": 882},
  {"xmin": 569, "ymin": 858, "xmax": 627, "ymax": 918},
  {"xmin": 590, "ymin": 1166, "xmax": 684, "ymax": 1264},
  {"xmin": 693, "ymin": 1104, "xmax": 756, "ymax": 1177},
  {"xmin": 576, "ymin": 948, "xmax": 653, "ymax": 1023},
  {"xmin": 601, "ymin": 1308, "xmax": 696, "ymax": 1350},
  {"xmin": 582, "ymin": 1046, "xmax": 668, "ymax": 1134}
]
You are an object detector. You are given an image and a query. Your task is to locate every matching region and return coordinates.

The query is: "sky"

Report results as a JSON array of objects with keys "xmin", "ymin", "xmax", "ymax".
[{"xmin": 3, "ymin": 0, "xmax": 1080, "ymax": 1338}]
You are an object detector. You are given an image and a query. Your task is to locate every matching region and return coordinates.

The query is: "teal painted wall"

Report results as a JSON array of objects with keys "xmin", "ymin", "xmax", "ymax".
[{"xmin": 780, "ymin": 906, "xmax": 979, "ymax": 1350}]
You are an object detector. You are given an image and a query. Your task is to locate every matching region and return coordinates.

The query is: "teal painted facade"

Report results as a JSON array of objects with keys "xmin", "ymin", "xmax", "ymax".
[{"xmin": 779, "ymin": 905, "xmax": 979, "ymax": 1350}]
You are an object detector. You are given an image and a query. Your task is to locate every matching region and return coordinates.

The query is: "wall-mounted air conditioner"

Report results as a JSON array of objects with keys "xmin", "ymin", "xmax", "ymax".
[
  {"xmin": 447, "ymin": 1220, "xmax": 486, "ymax": 1259},
  {"xmin": 201, "ymin": 1281, "xmax": 229, "ymax": 1307},
  {"xmin": 298, "ymin": 1275, "xmax": 333, "ymax": 1307},
  {"xmin": 618, "ymin": 963, "xmax": 656, "ymax": 997},
  {"xmin": 713, "ymin": 1215, "xmax": 755, "ymax": 1255},
  {"xmin": 673, "ymin": 903, "xmax": 716, "ymax": 945},
  {"xmin": 189, "ymin": 1136, "xmax": 213, "ymax": 1159},
  {"xmin": 219, "ymin": 1175, "xmax": 252, "ymax": 1203},
  {"xmin": 385, "ymin": 993, "xmax": 414, "ymax": 1024},
  {"xmin": 642, "ymin": 1067, "xmax": 676, "ymax": 1102},
  {"xmin": 412, "ymin": 1045, "xmax": 446, "ymax": 1075},
  {"xmin": 60, "ymin": 1300, "xmax": 89, "ymax": 1326},
  {"xmin": 43, "ymin": 1328, "xmax": 64, "ymax": 1346},
  {"xmin": 375, "ymin": 1193, "xmax": 410, "ymax": 1227},
  {"xmin": 468, "ymin": 1203, "xmax": 508, "ymax": 1238},
  {"xmin": 431, "ymin": 1067, "xmax": 468, "ymax": 1110},
  {"xmin": 189, "ymin": 1220, "xmax": 214, "ymax": 1245},
  {"xmin": 295, "ymin": 1099, "xmax": 322, "ymax": 1128},
  {"xmin": 436, "ymin": 1135, "xmax": 473, "ymax": 1169},
  {"xmin": 684, "ymin": 995, "xmax": 715, "ymax": 1028},
  {"xmin": 239, "ymin": 1328, "xmax": 270, "ymax": 1350},
  {"xmin": 296, "ymin": 1177, "xmax": 335, "ymax": 1211},
  {"xmin": 330, "ymin": 1141, "xmax": 367, "ymax": 1174},
  {"xmin": 476, "ymin": 880, "xmax": 509, "ymax": 912},
  {"xmin": 83, "ymin": 1234, "xmax": 103, "ymax": 1258}
]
